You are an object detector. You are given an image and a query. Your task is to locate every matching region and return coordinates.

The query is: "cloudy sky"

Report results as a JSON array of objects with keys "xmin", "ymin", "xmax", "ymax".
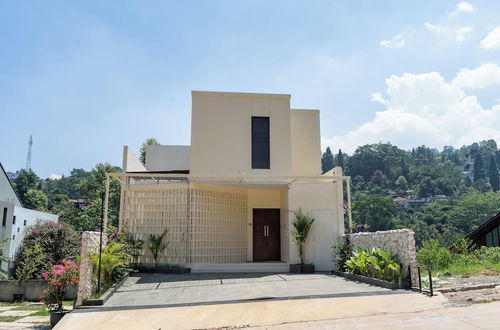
[{"xmin": 1, "ymin": 1, "xmax": 500, "ymax": 178}]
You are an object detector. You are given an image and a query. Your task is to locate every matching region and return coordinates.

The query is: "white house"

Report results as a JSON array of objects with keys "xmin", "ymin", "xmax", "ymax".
[
  {"xmin": 106, "ymin": 91, "xmax": 351, "ymax": 272},
  {"xmin": 0, "ymin": 163, "xmax": 59, "ymax": 273}
]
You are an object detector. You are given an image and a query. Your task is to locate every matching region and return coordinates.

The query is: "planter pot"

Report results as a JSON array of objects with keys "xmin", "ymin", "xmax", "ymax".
[
  {"xmin": 13, "ymin": 293, "xmax": 25, "ymax": 303},
  {"xmin": 289, "ymin": 264, "xmax": 315, "ymax": 273},
  {"xmin": 50, "ymin": 310, "xmax": 70, "ymax": 327}
]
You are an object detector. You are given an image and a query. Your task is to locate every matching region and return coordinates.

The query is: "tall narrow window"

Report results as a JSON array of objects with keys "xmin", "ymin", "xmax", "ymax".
[
  {"xmin": 13, "ymin": 216, "xmax": 16, "ymax": 225},
  {"xmin": 2, "ymin": 208, "xmax": 6, "ymax": 227},
  {"xmin": 251, "ymin": 116, "xmax": 270, "ymax": 169}
]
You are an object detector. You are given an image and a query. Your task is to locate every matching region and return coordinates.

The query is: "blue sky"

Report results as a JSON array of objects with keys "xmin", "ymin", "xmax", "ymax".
[{"xmin": 1, "ymin": 1, "xmax": 500, "ymax": 178}]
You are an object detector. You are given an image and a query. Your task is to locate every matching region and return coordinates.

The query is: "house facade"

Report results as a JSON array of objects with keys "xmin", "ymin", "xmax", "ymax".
[
  {"xmin": 0, "ymin": 163, "xmax": 59, "ymax": 273},
  {"xmin": 110, "ymin": 91, "xmax": 349, "ymax": 272}
]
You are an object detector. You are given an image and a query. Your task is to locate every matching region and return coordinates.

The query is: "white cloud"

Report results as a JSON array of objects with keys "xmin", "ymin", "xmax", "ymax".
[
  {"xmin": 451, "ymin": 2, "xmax": 474, "ymax": 16},
  {"xmin": 481, "ymin": 26, "xmax": 500, "ymax": 49},
  {"xmin": 379, "ymin": 34, "xmax": 406, "ymax": 48},
  {"xmin": 49, "ymin": 173, "xmax": 62, "ymax": 180},
  {"xmin": 425, "ymin": 23, "xmax": 474, "ymax": 42},
  {"xmin": 453, "ymin": 63, "xmax": 500, "ymax": 88},
  {"xmin": 322, "ymin": 65, "xmax": 500, "ymax": 153}
]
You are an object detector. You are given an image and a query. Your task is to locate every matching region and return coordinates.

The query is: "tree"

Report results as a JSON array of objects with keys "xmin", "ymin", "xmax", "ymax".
[
  {"xmin": 370, "ymin": 170, "xmax": 388, "ymax": 187},
  {"xmin": 352, "ymin": 195, "xmax": 397, "ymax": 231},
  {"xmin": 321, "ymin": 147, "xmax": 334, "ymax": 173},
  {"xmin": 139, "ymin": 138, "xmax": 160, "ymax": 165},
  {"xmin": 336, "ymin": 149, "xmax": 345, "ymax": 170},
  {"xmin": 489, "ymin": 155, "xmax": 500, "ymax": 191},
  {"xmin": 450, "ymin": 191, "xmax": 500, "ymax": 234},
  {"xmin": 23, "ymin": 189, "xmax": 49, "ymax": 211},
  {"xmin": 14, "ymin": 169, "xmax": 41, "ymax": 205},
  {"xmin": 473, "ymin": 153, "xmax": 486, "ymax": 182},
  {"xmin": 395, "ymin": 175, "xmax": 409, "ymax": 195},
  {"xmin": 418, "ymin": 177, "xmax": 437, "ymax": 198}
]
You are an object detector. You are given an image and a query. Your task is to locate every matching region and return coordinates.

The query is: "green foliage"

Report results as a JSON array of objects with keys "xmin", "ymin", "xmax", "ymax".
[
  {"xmin": 474, "ymin": 153, "xmax": 486, "ymax": 182},
  {"xmin": 416, "ymin": 239, "xmax": 452, "ymax": 270},
  {"xmin": 13, "ymin": 169, "xmax": 41, "ymax": 206},
  {"xmin": 41, "ymin": 259, "xmax": 79, "ymax": 311},
  {"xmin": 352, "ymin": 195, "xmax": 397, "ymax": 231},
  {"xmin": 291, "ymin": 209, "xmax": 315, "ymax": 264},
  {"xmin": 114, "ymin": 230, "xmax": 144, "ymax": 264},
  {"xmin": 489, "ymin": 155, "xmax": 499, "ymax": 191},
  {"xmin": 15, "ymin": 244, "xmax": 45, "ymax": 288},
  {"xmin": 148, "ymin": 229, "xmax": 168, "ymax": 266},
  {"xmin": 331, "ymin": 235, "xmax": 352, "ymax": 271},
  {"xmin": 336, "ymin": 149, "xmax": 345, "ymax": 170},
  {"xmin": 139, "ymin": 138, "xmax": 160, "ymax": 165},
  {"xmin": 23, "ymin": 189, "xmax": 48, "ymax": 211},
  {"xmin": 321, "ymin": 147, "xmax": 334, "ymax": 173},
  {"xmin": 14, "ymin": 222, "xmax": 80, "ymax": 277},
  {"xmin": 345, "ymin": 247, "xmax": 402, "ymax": 283},
  {"xmin": 91, "ymin": 242, "xmax": 129, "ymax": 285}
]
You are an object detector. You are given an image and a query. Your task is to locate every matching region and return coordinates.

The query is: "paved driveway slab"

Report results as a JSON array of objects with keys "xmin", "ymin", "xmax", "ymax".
[{"xmin": 104, "ymin": 272, "xmax": 396, "ymax": 308}]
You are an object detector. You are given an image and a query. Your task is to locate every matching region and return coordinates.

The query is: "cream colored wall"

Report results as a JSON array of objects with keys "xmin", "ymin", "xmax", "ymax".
[
  {"xmin": 190, "ymin": 91, "xmax": 292, "ymax": 177},
  {"xmin": 287, "ymin": 180, "xmax": 344, "ymax": 271},
  {"xmin": 246, "ymin": 188, "xmax": 283, "ymax": 261},
  {"xmin": 291, "ymin": 110, "xmax": 322, "ymax": 176},
  {"xmin": 122, "ymin": 146, "xmax": 146, "ymax": 172},
  {"xmin": 146, "ymin": 145, "xmax": 190, "ymax": 171}
]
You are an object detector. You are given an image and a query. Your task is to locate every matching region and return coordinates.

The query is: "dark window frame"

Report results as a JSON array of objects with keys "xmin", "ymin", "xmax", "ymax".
[
  {"xmin": 251, "ymin": 116, "xmax": 270, "ymax": 169},
  {"xmin": 2, "ymin": 208, "xmax": 6, "ymax": 227}
]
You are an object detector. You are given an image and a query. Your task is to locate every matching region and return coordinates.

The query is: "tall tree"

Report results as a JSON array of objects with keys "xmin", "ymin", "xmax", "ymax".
[
  {"xmin": 336, "ymin": 149, "xmax": 345, "ymax": 170},
  {"xmin": 321, "ymin": 147, "xmax": 334, "ymax": 173},
  {"xmin": 24, "ymin": 189, "xmax": 49, "ymax": 211},
  {"xmin": 13, "ymin": 169, "xmax": 41, "ymax": 205},
  {"xmin": 489, "ymin": 155, "xmax": 500, "ymax": 191},
  {"xmin": 473, "ymin": 153, "xmax": 486, "ymax": 182},
  {"xmin": 139, "ymin": 138, "xmax": 160, "ymax": 165}
]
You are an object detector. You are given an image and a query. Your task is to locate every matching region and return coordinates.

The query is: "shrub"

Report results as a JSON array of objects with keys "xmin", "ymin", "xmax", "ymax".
[
  {"xmin": 90, "ymin": 242, "xmax": 129, "ymax": 285},
  {"xmin": 416, "ymin": 239, "xmax": 452, "ymax": 270},
  {"xmin": 345, "ymin": 247, "xmax": 402, "ymax": 283},
  {"xmin": 291, "ymin": 209, "xmax": 315, "ymax": 264},
  {"xmin": 14, "ymin": 221, "xmax": 80, "ymax": 278},
  {"xmin": 0, "ymin": 239, "xmax": 9, "ymax": 279},
  {"xmin": 41, "ymin": 259, "xmax": 79, "ymax": 311},
  {"xmin": 148, "ymin": 229, "xmax": 168, "ymax": 266},
  {"xmin": 331, "ymin": 235, "xmax": 352, "ymax": 271},
  {"xmin": 15, "ymin": 244, "xmax": 45, "ymax": 289}
]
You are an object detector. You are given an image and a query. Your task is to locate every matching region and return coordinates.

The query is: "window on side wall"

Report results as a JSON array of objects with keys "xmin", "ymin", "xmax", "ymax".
[
  {"xmin": 2, "ymin": 208, "xmax": 6, "ymax": 227},
  {"xmin": 23, "ymin": 220, "xmax": 27, "ymax": 226},
  {"xmin": 13, "ymin": 216, "xmax": 16, "ymax": 225},
  {"xmin": 251, "ymin": 116, "xmax": 270, "ymax": 169}
]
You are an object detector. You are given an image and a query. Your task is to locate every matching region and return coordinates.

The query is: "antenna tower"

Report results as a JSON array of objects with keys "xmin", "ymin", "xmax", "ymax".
[{"xmin": 26, "ymin": 135, "xmax": 33, "ymax": 170}]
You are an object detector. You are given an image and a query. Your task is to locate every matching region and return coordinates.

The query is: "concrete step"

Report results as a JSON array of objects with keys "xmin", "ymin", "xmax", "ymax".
[{"xmin": 187, "ymin": 262, "xmax": 289, "ymax": 273}]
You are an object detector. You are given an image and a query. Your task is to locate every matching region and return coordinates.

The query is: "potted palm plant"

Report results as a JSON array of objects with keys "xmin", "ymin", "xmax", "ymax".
[
  {"xmin": 290, "ymin": 209, "xmax": 315, "ymax": 273},
  {"xmin": 41, "ymin": 259, "xmax": 79, "ymax": 327},
  {"xmin": 148, "ymin": 229, "xmax": 168, "ymax": 268}
]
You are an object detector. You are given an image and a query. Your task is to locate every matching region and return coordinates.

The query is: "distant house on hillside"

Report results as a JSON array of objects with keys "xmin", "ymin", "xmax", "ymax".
[
  {"xmin": 467, "ymin": 213, "xmax": 500, "ymax": 248},
  {"xmin": 0, "ymin": 163, "xmax": 59, "ymax": 274}
]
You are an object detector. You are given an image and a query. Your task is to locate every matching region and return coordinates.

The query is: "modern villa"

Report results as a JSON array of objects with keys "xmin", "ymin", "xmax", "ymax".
[{"xmin": 108, "ymin": 91, "xmax": 351, "ymax": 272}]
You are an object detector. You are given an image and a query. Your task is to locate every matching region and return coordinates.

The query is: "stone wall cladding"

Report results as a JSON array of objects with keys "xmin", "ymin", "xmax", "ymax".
[
  {"xmin": 347, "ymin": 229, "xmax": 418, "ymax": 286},
  {"xmin": 76, "ymin": 231, "xmax": 107, "ymax": 305}
]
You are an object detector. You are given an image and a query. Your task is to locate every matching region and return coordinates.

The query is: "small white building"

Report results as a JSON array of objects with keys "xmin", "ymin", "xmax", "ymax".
[
  {"xmin": 0, "ymin": 163, "xmax": 59, "ymax": 274},
  {"xmin": 108, "ymin": 91, "xmax": 352, "ymax": 272}
]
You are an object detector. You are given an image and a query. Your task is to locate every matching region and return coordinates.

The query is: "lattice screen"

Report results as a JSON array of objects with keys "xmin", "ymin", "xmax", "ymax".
[{"xmin": 121, "ymin": 183, "xmax": 247, "ymax": 264}]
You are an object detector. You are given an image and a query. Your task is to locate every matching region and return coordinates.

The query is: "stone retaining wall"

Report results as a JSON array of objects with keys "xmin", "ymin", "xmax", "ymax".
[
  {"xmin": 76, "ymin": 231, "xmax": 107, "ymax": 305},
  {"xmin": 347, "ymin": 229, "xmax": 418, "ymax": 286}
]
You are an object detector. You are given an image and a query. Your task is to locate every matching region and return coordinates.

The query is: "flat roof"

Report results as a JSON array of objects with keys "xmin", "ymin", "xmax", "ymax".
[{"xmin": 192, "ymin": 90, "xmax": 291, "ymax": 99}]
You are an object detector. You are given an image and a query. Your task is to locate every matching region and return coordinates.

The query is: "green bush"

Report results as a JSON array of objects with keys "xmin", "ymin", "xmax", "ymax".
[
  {"xmin": 345, "ymin": 247, "xmax": 402, "ymax": 283},
  {"xmin": 416, "ymin": 239, "xmax": 452, "ymax": 270},
  {"xmin": 14, "ymin": 221, "xmax": 80, "ymax": 279},
  {"xmin": 331, "ymin": 235, "xmax": 352, "ymax": 271},
  {"xmin": 91, "ymin": 242, "xmax": 129, "ymax": 285}
]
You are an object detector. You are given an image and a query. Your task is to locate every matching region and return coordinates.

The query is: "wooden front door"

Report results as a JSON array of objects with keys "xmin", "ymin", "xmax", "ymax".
[{"xmin": 253, "ymin": 209, "xmax": 281, "ymax": 261}]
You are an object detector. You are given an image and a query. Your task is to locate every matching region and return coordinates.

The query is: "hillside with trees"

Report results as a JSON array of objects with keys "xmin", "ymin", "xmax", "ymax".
[{"xmin": 322, "ymin": 140, "xmax": 500, "ymax": 246}]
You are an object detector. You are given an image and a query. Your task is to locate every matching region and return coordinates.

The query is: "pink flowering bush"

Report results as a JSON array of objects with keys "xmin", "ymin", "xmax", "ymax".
[{"xmin": 41, "ymin": 259, "xmax": 79, "ymax": 311}]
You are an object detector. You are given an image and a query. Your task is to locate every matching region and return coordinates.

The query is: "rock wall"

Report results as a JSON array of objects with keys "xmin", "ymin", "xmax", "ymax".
[
  {"xmin": 347, "ymin": 229, "xmax": 418, "ymax": 286},
  {"xmin": 76, "ymin": 231, "xmax": 107, "ymax": 305}
]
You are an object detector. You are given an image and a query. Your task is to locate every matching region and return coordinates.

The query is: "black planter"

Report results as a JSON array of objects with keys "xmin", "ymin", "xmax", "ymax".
[
  {"xmin": 13, "ymin": 293, "xmax": 24, "ymax": 303},
  {"xmin": 289, "ymin": 263, "xmax": 315, "ymax": 273},
  {"xmin": 50, "ymin": 310, "xmax": 70, "ymax": 328}
]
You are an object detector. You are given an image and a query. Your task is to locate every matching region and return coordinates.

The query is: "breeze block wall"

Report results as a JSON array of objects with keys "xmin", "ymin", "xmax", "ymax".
[
  {"xmin": 76, "ymin": 231, "xmax": 107, "ymax": 305},
  {"xmin": 347, "ymin": 229, "xmax": 418, "ymax": 286}
]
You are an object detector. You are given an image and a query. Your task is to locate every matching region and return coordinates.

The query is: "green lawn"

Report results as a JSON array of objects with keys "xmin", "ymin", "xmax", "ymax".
[
  {"xmin": 0, "ymin": 315, "xmax": 23, "ymax": 322},
  {"xmin": 438, "ymin": 262, "xmax": 500, "ymax": 276}
]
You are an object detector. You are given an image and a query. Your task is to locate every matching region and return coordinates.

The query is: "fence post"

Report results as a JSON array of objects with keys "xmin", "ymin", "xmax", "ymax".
[
  {"xmin": 428, "ymin": 269, "xmax": 433, "ymax": 296},
  {"xmin": 418, "ymin": 267, "xmax": 422, "ymax": 293}
]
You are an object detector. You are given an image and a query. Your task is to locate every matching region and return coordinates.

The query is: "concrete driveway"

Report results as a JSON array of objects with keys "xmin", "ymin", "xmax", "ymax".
[{"xmin": 104, "ymin": 272, "xmax": 395, "ymax": 308}]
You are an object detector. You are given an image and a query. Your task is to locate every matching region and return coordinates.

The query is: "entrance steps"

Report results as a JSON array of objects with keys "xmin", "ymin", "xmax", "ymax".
[{"xmin": 187, "ymin": 262, "xmax": 289, "ymax": 273}]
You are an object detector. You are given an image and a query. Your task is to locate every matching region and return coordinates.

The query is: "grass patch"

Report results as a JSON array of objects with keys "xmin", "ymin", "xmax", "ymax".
[
  {"xmin": 438, "ymin": 262, "xmax": 500, "ymax": 276},
  {"xmin": 12, "ymin": 305, "xmax": 43, "ymax": 311},
  {"xmin": 29, "ymin": 309, "xmax": 49, "ymax": 316},
  {"xmin": 0, "ymin": 315, "xmax": 23, "ymax": 322}
]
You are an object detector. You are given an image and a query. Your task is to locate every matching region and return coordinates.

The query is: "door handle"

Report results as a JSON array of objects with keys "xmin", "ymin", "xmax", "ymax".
[{"xmin": 264, "ymin": 225, "xmax": 270, "ymax": 237}]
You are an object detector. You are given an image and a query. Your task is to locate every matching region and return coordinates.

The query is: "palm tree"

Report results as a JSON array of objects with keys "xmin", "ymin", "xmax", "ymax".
[
  {"xmin": 291, "ymin": 209, "xmax": 315, "ymax": 264},
  {"xmin": 148, "ymin": 229, "xmax": 168, "ymax": 267}
]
